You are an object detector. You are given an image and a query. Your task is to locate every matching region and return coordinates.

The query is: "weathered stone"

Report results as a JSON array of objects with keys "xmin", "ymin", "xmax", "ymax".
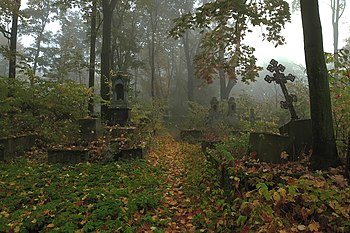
[
  {"xmin": 108, "ymin": 74, "xmax": 130, "ymax": 126},
  {"xmin": 110, "ymin": 126, "xmax": 136, "ymax": 138},
  {"xmin": 248, "ymin": 132, "xmax": 290, "ymax": 163},
  {"xmin": 180, "ymin": 129, "xmax": 203, "ymax": 143},
  {"xmin": 79, "ymin": 117, "xmax": 102, "ymax": 141},
  {"xmin": 115, "ymin": 147, "xmax": 144, "ymax": 161},
  {"xmin": 279, "ymin": 119, "xmax": 312, "ymax": 158},
  {"xmin": 48, "ymin": 148, "xmax": 89, "ymax": 164},
  {"xmin": 0, "ymin": 135, "xmax": 36, "ymax": 161}
]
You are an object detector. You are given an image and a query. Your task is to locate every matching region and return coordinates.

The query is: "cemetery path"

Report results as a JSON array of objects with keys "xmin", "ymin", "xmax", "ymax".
[{"xmin": 146, "ymin": 135, "xmax": 205, "ymax": 233}]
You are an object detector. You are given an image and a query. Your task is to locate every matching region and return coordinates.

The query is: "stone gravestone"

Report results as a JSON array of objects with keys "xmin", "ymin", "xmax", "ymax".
[
  {"xmin": 208, "ymin": 97, "xmax": 220, "ymax": 125},
  {"xmin": 108, "ymin": 74, "xmax": 131, "ymax": 126},
  {"xmin": 264, "ymin": 59, "xmax": 299, "ymax": 121},
  {"xmin": 249, "ymin": 108, "xmax": 255, "ymax": 127},
  {"xmin": 248, "ymin": 59, "xmax": 312, "ymax": 163},
  {"xmin": 227, "ymin": 97, "xmax": 238, "ymax": 127}
]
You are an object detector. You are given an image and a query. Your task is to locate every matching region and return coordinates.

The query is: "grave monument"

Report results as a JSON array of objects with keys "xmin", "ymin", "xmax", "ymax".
[
  {"xmin": 249, "ymin": 59, "xmax": 312, "ymax": 163},
  {"xmin": 108, "ymin": 74, "xmax": 130, "ymax": 126}
]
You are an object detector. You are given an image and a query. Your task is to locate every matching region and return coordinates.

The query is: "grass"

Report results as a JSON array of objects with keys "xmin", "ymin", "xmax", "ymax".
[{"xmin": 0, "ymin": 159, "xmax": 166, "ymax": 232}]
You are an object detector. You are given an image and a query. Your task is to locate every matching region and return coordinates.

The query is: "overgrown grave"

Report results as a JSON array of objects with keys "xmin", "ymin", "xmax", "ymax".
[
  {"xmin": 0, "ymin": 134, "xmax": 36, "ymax": 161},
  {"xmin": 248, "ymin": 59, "xmax": 312, "ymax": 163},
  {"xmin": 100, "ymin": 73, "xmax": 149, "ymax": 162},
  {"xmin": 181, "ymin": 96, "xmax": 239, "ymax": 144}
]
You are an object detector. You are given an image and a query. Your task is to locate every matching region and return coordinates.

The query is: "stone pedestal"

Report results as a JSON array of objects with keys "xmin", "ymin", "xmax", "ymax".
[
  {"xmin": 279, "ymin": 119, "xmax": 312, "ymax": 157},
  {"xmin": 115, "ymin": 147, "xmax": 144, "ymax": 161},
  {"xmin": 108, "ymin": 107, "xmax": 130, "ymax": 126},
  {"xmin": 248, "ymin": 132, "xmax": 290, "ymax": 163},
  {"xmin": 0, "ymin": 135, "xmax": 36, "ymax": 161},
  {"xmin": 180, "ymin": 129, "xmax": 203, "ymax": 143},
  {"xmin": 79, "ymin": 117, "xmax": 102, "ymax": 141},
  {"xmin": 48, "ymin": 148, "xmax": 89, "ymax": 164}
]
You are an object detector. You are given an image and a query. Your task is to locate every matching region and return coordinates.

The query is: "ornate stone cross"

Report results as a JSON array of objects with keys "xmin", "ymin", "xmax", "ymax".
[{"xmin": 264, "ymin": 59, "xmax": 299, "ymax": 121}]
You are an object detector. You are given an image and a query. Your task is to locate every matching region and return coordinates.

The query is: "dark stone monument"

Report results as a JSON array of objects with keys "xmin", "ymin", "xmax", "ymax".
[
  {"xmin": 248, "ymin": 59, "xmax": 312, "ymax": 163},
  {"xmin": 248, "ymin": 133, "xmax": 290, "ymax": 163},
  {"xmin": 279, "ymin": 119, "xmax": 312, "ymax": 159},
  {"xmin": 227, "ymin": 97, "xmax": 236, "ymax": 116},
  {"xmin": 227, "ymin": 97, "xmax": 238, "ymax": 127},
  {"xmin": 264, "ymin": 59, "xmax": 299, "ymax": 121},
  {"xmin": 208, "ymin": 97, "xmax": 220, "ymax": 125},
  {"xmin": 108, "ymin": 74, "xmax": 130, "ymax": 126},
  {"xmin": 79, "ymin": 117, "xmax": 102, "ymax": 142}
]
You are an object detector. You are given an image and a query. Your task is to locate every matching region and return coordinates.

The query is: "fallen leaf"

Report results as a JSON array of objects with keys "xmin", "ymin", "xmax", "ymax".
[{"xmin": 308, "ymin": 221, "xmax": 320, "ymax": 232}]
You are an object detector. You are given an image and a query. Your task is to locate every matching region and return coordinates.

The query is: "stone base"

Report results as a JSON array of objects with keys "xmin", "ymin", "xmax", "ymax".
[
  {"xmin": 107, "ymin": 107, "xmax": 130, "ymax": 126},
  {"xmin": 115, "ymin": 147, "xmax": 144, "ymax": 161},
  {"xmin": 248, "ymin": 132, "xmax": 290, "ymax": 163},
  {"xmin": 110, "ymin": 126, "xmax": 136, "ymax": 138},
  {"xmin": 180, "ymin": 129, "xmax": 203, "ymax": 143},
  {"xmin": 79, "ymin": 117, "xmax": 102, "ymax": 142},
  {"xmin": 279, "ymin": 119, "xmax": 312, "ymax": 157},
  {"xmin": 0, "ymin": 135, "xmax": 36, "ymax": 161},
  {"xmin": 48, "ymin": 149, "xmax": 89, "ymax": 164}
]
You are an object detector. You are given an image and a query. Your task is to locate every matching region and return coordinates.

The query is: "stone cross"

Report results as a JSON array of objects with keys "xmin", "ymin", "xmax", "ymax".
[{"xmin": 264, "ymin": 59, "xmax": 299, "ymax": 121}]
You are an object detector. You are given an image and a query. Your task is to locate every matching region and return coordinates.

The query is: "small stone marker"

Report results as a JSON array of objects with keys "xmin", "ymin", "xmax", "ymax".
[
  {"xmin": 265, "ymin": 59, "xmax": 299, "ymax": 121},
  {"xmin": 227, "ymin": 97, "xmax": 236, "ymax": 116},
  {"xmin": 208, "ymin": 97, "xmax": 220, "ymax": 125}
]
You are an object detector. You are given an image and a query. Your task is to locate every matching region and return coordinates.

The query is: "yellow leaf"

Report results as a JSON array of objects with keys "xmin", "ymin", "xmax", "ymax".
[
  {"xmin": 273, "ymin": 191, "xmax": 281, "ymax": 203},
  {"xmin": 47, "ymin": 223, "xmax": 55, "ymax": 228},
  {"xmin": 280, "ymin": 151, "xmax": 289, "ymax": 159},
  {"xmin": 297, "ymin": 225, "xmax": 307, "ymax": 231},
  {"xmin": 14, "ymin": 227, "xmax": 20, "ymax": 233},
  {"xmin": 308, "ymin": 221, "xmax": 320, "ymax": 232},
  {"xmin": 80, "ymin": 219, "xmax": 87, "ymax": 225},
  {"xmin": 31, "ymin": 219, "xmax": 37, "ymax": 224}
]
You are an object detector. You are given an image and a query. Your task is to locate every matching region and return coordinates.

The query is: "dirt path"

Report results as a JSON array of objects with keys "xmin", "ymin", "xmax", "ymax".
[{"xmin": 146, "ymin": 135, "xmax": 203, "ymax": 232}]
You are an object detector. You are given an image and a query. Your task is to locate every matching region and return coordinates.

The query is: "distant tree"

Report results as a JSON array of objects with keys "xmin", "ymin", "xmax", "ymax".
[
  {"xmin": 170, "ymin": 0, "xmax": 291, "ymax": 100},
  {"xmin": 0, "ymin": 0, "xmax": 21, "ymax": 79},
  {"xmin": 20, "ymin": 0, "xmax": 58, "ymax": 75},
  {"xmin": 331, "ymin": 0, "xmax": 346, "ymax": 76},
  {"xmin": 48, "ymin": 10, "xmax": 89, "ymax": 82},
  {"xmin": 300, "ymin": 0, "xmax": 340, "ymax": 170}
]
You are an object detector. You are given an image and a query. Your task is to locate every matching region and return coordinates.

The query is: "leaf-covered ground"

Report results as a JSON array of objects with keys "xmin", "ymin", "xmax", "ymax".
[{"xmin": 1, "ymin": 135, "xmax": 350, "ymax": 232}]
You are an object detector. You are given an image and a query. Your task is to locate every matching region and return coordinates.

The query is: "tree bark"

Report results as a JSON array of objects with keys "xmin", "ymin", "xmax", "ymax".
[
  {"xmin": 101, "ymin": 0, "xmax": 117, "ymax": 118},
  {"xmin": 88, "ymin": 0, "xmax": 97, "ymax": 115},
  {"xmin": 150, "ymin": 9, "xmax": 157, "ymax": 99},
  {"xmin": 300, "ymin": 0, "xmax": 340, "ymax": 170},
  {"xmin": 183, "ymin": 31, "xmax": 194, "ymax": 102},
  {"xmin": 9, "ymin": 0, "xmax": 20, "ymax": 79}
]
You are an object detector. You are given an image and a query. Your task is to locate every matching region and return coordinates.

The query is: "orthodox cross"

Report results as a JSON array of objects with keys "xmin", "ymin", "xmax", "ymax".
[{"xmin": 264, "ymin": 59, "xmax": 299, "ymax": 121}]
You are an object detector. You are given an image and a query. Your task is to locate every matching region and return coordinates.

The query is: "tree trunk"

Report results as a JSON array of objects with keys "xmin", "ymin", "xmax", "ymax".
[
  {"xmin": 300, "ymin": 0, "xmax": 340, "ymax": 170},
  {"xmin": 219, "ymin": 51, "xmax": 236, "ymax": 100},
  {"xmin": 183, "ymin": 31, "xmax": 194, "ymax": 102},
  {"xmin": 150, "ymin": 9, "xmax": 157, "ymax": 99},
  {"xmin": 88, "ymin": 0, "xmax": 97, "ymax": 115},
  {"xmin": 9, "ymin": 1, "xmax": 20, "ymax": 79},
  {"xmin": 101, "ymin": 0, "xmax": 117, "ymax": 118}
]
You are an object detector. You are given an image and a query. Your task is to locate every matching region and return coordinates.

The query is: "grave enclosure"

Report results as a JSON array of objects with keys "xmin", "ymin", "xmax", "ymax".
[
  {"xmin": 47, "ymin": 73, "xmax": 145, "ymax": 164},
  {"xmin": 248, "ymin": 59, "xmax": 312, "ymax": 163}
]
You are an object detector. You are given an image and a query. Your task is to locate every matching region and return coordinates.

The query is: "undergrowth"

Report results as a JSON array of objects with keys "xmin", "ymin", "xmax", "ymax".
[{"xmin": 0, "ymin": 159, "xmax": 165, "ymax": 232}]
